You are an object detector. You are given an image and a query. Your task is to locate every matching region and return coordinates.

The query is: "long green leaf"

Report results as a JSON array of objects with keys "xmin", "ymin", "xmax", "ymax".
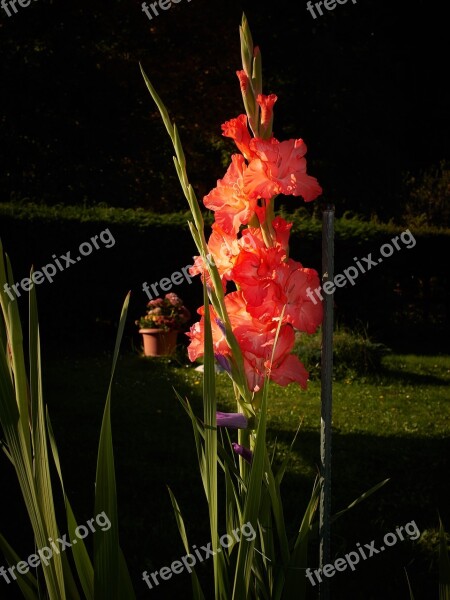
[
  {"xmin": 0, "ymin": 532, "xmax": 38, "ymax": 600},
  {"xmin": 172, "ymin": 390, "xmax": 207, "ymax": 491},
  {"xmin": 94, "ymin": 292, "xmax": 135, "ymax": 600},
  {"xmin": 202, "ymin": 276, "xmax": 228, "ymax": 599},
  {"xmin": 167, "ymin": 487, "xmax": 205, "ymax": 600},
  {"xmin": 173, "ymin": 390, "xmax": 243, "ymax": 486},
  {"xmin": 232, "ymin": 306, "xmax": 287, "ymax": 599},
  {"xmin": 0, "ymin": 247, "xmax": 63, "ymax": 599},
  {"xmin": 0, "ymin": 244, "xmax": 31, "ymax": 462},
  {"xmin": 29, "ymin": 270, "xmax": 67, "ymax": 598},
  {"xmin": 232, "ymin": 383, "xmax": 269, "ymax": 599},
  {"xmin": 281, "ymin": 476, "xmax": 321, "ymax": 600},
  {"xmin": 46, "ymin": 409, "xmax": 94, "ymax": 600},
  {"xmin": 309, "ymin": 478, "xmax": 390, "ymax": 538},
  {"xmin": 261, "ymin": 452, "xmax": 289, "ymax": 599},
  {"xmin": 140, "ymin": 71, "xmax": 253, "ymax": 406}
]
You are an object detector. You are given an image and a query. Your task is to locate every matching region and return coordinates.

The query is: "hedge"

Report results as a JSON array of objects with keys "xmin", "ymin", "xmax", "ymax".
[{"xmin": 0, "ymin": 202, "xmax": 448, "ymax": 353}]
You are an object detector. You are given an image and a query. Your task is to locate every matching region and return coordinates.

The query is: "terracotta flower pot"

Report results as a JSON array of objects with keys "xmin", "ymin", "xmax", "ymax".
[{"xmin": 139, "ymin": 328, "xmax": 178, "ymax": 357}]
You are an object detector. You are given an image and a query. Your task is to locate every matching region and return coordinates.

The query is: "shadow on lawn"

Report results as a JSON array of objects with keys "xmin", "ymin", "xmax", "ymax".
[
  {"xmin": 381, "ymin": 372, "xmax": 448, "ymax": 386},
  {"xmin": 377, "ymin": 366, "xmax": 449, "ymax": 387},
  {"xmin": 0, "ymin": 354, "xmax": 447, "ymax": 599},
  {"xmin": 269, "ymin": 426, "xmax": 448, "ymax": 600}
]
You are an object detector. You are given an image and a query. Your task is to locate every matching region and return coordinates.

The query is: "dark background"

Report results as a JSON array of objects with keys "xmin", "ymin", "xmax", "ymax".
[{"xmin": 0, "ymin": 0, "xmax": 448, "ymax": 218}]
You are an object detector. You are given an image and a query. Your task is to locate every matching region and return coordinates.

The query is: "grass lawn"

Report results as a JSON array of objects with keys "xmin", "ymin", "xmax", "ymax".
[{"xmin": 1, "ymin": 350, "xmax": 449, "ymax": 599}]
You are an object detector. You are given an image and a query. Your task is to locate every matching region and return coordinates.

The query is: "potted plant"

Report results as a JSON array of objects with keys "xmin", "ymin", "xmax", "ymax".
[{"xmin": 136, "ymin": 292, "xmax": 190, "ymax": 356}]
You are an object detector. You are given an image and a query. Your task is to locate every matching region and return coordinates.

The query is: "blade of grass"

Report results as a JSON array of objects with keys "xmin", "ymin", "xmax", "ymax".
[{"xmin": 404, "ymin": 568, "xmax": 415, "ymax": 600}]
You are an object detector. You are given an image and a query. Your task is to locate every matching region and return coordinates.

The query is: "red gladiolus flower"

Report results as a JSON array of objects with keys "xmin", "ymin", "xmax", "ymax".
[
  {"xmin": 232, "ymin": 308, "xmax": 309, "ymax": 390},
  {"xmin": 187, "ymin": 291, "xmax": 310, "ymax": 392},
  {"xmin": 257, "ymin": 93, "xmax": 277, "ymax": 137},
  {"xmin": 221, "ymin": 114, "xmax": 254, "ymax": 161},
  {"xmin": 186, "ymin": 305, "xmax": 229, "ymax": 362},
  {"xmin": 232, "ymin": 244, "xmax": 323, "ymax": 334},
  {"xmin": 207, "ymin": 225, "xmax": 239, "ymax": 279},
  {"xmin": 237, "ymin": 216, "xmax": 292, "ymax": 254},
  {"xmin": 190, "ymin": 224, "xmax": 240, "ymax": 290},
  {"xmin": 225, "ymin": 292, "xmax": 310, "ymax": 391},
  {"xmin": 231, "ymin": 244, "xmax": 287, "ymax": 296},
  {"xmin": 203, "ymin": 154, "xmax": 258, "ymax": 235},
  {"xmin": 263, "ymin": 323, "xmax": 309, "ymax": 388},
  {"xmin": 244, "ymin": 137, "xmax": 322, "ymax": 202},
  {"xmin": 236, "ymin": 70, "xmax": 250, "ymax": 95},
  {"xmin": 271, "ymin": 216, "xmax": 292, "ymax": 253},
  {"xmin": 257, "ymin": 94, "xmax": 277, "ymax": 127},
  {"xmin": 282, "ymin": 261, "xmax": 323, "ymax": 333}
]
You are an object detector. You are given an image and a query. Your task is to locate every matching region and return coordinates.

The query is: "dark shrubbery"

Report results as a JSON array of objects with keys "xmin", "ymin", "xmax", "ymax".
[{"xmin": 294, "ymin": 326, "xmax": 391, "ymax": 380}]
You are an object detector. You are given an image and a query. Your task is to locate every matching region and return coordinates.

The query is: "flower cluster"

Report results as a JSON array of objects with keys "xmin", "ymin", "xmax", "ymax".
[
  {"xmin": 136, "ymin": 293, "xmax": 190, "ymax": 332},
  {"xmin": 186, "ymin": 34, "xmax": 323, "ymax": 394}
]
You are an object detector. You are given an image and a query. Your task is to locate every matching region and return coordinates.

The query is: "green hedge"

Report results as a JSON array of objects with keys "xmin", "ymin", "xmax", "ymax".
[
  {"xmin": 2, "ymin": 202, "xmax": 448, "ymax": 237},
  {"xmin": 0, "ymin": 203, "xmax": 448, "ymax": 352},
  {"xmin": 0, "ymin": 202, "xmax": 197, "ymax": 228}
]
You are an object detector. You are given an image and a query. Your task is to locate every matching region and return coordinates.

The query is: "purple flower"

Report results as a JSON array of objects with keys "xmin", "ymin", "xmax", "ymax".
[
  {"xmin": 216, "ymin": 412, "xmax": 248, "ymax": 429},
  {"xmin": 214, "ymin": 354, "xmax": 231, "ymax": 374},
  {"xmin": 215, "ymin": 317, "xmax": 226, "ymax": 336},
  {"xmin": 232, "ymin": 443, "xmax": 253, "ymax": 464}
]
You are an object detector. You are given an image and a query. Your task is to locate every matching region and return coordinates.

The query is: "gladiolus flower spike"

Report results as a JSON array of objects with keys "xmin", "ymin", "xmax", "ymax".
[{"xmin": 186, "ymin": 16, "xmax": 323, "ymax": 404}]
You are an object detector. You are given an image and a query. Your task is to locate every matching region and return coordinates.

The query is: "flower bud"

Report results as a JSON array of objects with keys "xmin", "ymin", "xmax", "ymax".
[{"xmin": 216, "ymin": 412, "xmax": 248, "ymax": 429}]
